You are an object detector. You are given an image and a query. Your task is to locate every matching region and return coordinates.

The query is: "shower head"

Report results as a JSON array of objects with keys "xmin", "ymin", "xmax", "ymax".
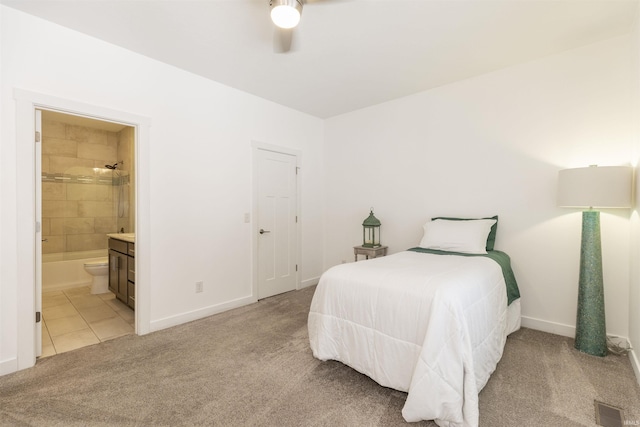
[{"xmin": 105, "ymin": 161, "xmax": 124, "ymax": 170}]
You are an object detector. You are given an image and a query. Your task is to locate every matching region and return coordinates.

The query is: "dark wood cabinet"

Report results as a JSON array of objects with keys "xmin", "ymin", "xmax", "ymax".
[
  {"xmin": 127, "ymin": 252, "xmax": 135, "ymax": 309},
  {"xmin": 109, "ymin": 238, "xmax": 135, "ymax": 310},
  {"xmin": 109, "ymin": 249, "xmax": 127, "ymax": 302}
]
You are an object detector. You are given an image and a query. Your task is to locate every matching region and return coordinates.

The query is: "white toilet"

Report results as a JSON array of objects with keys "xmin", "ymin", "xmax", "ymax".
[{"xmin": 84, "ymin": 258, "xmax": 109, "ymax": 294}]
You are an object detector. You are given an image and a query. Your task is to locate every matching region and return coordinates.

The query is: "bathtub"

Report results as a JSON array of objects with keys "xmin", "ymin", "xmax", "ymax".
[{"xmin": 42, "ymin": 249, "xmax": 108, "ymax": 292}]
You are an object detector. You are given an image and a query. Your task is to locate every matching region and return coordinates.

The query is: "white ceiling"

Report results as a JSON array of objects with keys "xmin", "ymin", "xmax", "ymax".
[{"xmin": 2, "ymin": 0, "xmax": 638, "ymax": 118}]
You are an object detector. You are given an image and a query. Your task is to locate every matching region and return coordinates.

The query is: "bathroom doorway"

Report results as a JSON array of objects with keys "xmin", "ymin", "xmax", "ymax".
[{"xmin": 38, "ymin": 109, "xmax": 136, "ymax": 357}]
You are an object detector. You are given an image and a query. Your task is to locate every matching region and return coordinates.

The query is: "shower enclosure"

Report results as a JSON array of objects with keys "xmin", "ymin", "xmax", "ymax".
[{"xmin": 40, "ymin": 112, "xmax": 135, "ymax": 292}]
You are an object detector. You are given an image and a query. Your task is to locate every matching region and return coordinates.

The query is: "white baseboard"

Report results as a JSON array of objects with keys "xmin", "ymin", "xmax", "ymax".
[
  {"xmin": 0, "ymin": 358, "xmax": 18, "ymax": 376},
  {"xmin": 149, "ymin": 280, "xmax": 320, "ymax": 333},
  {"xmin": 300, "ymin": 276, "xmax": 320, "ymax": 289},
  {"xmin": 524, "ymin": 314, "xmax": 640, "ymax": 386},
  {"xmin": 150, "ymin": 295, "xmax": 256, "ymax": 332},
  {"xmin": 520, "ymin": 315, "xmax": 575, "ymax": 338},
  {"xmin": 630, "ymin": 348, "xmax": 640, "ymax": 387},
  {"xmin": 520, "ymin": 315, "xmax": 631, "ymax": 348}
]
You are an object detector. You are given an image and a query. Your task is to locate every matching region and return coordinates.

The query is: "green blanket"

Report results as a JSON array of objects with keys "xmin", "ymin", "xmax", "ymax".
[{"xmin": 407, "ymin": 247, "xmax": 521, "ymax": 305}]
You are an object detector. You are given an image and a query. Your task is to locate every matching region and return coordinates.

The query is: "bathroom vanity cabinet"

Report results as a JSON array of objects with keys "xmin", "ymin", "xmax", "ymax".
[{"xmin": 108, "ymin": 237, "xmax": 135, "ymax": 310}]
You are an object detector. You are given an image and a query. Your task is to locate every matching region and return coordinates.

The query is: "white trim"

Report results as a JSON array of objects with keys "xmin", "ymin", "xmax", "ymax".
[
  {"xmin": 12, "ymin": 88, "xmax": 151, "ymax": 373},
  {"xmin": 15, "ymin": 95, "xmax": 37, "ymax": 371},
  {"xmin": 520, "ymin": 315, "xmax": 576, "ymax": 338},
  {"xmin": 251, "ymin": 140, "xmax": 301, "ymax": 158},
  {"xmin": 300, "ymin": 277, "xmax": 320, "ymax": 288},
  {"xmin": 34, "ymin": 109, "xmax": 43, "ymax": 357},
  {"xmin": 630, "ymin": 348, "xmax": 640, "ymax": 387},
  {"xmin": 251, "ymin": 141, "xmax": 302, "ymax": 299},
  {"xmin": 0, "ymin": 359, "xmax": 18, "ymax": 377},
  {"xmin": 522, "ymin": 315, "xmax": 628, "ymax": 339},
  {"xmin": 149, "ymin": 295, "xmax": 255, "ymax": 332},
  {"xmin": 521, "ymin": 315, "xmax": 632, "ymax": 349}
]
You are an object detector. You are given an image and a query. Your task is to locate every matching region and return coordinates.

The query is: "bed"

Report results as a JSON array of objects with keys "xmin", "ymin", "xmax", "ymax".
[{"xmin": 308, "ymin": 217, "xmax": 521, "ymax": 427}]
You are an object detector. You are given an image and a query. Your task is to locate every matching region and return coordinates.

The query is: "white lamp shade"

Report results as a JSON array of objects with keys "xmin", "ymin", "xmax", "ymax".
[
  {"xmin": 271, "ymin": 0, "xmax": 302, "ymax": 29},
  {"xmin": 557, "ymin": 165, "xmax": 633, "ymax": 208}
]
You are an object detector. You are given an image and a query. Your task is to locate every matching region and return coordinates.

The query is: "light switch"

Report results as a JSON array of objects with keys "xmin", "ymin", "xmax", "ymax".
[{"xmin": 244, "ymin": 213, "xmax": 250, "ymax": 223}]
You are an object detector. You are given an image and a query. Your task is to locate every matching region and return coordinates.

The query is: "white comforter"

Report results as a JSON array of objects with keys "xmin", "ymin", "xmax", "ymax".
[{"xmin": 308, "ymin": 251, "xmax": 511, "ymax": 426}]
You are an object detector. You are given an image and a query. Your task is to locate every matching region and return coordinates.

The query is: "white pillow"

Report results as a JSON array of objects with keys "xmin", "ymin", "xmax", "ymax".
[{"xmin": 419, "ymin": 218, "xmax": 497, "ymax": 254}]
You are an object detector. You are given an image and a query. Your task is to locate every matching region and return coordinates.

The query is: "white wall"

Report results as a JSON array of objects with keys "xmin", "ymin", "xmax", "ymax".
[
  {"xmin": 0, "ymin": 5, "xmax": 7, "ymax": 374},
  {"xmin": 324, "ymin": 35, "xmax": 636, "ymax": 340},
  {"xmin": 0, "ymin": 7, "xmax": 324, "ymax": 373}
]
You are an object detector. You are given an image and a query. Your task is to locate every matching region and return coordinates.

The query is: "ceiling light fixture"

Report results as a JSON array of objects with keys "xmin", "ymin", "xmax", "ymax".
[{"xmin": 270, "ymin": 0, "xmax": 303, "ymax": 29}]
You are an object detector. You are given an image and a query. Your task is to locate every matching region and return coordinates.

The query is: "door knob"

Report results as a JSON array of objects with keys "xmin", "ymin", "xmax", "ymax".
[{"xmin": 259, "ymin": 229, "xmax": 271, "ymax": 235}]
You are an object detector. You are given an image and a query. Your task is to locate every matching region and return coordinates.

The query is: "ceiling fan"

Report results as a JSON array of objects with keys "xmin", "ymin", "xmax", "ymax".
[
  {"xmin": 269, "ymin": 0, "xmax": 302, "ymax": 53},
  {"xmin": 269, "ymin": 0, "xmax": 341, "ymax": 53}
]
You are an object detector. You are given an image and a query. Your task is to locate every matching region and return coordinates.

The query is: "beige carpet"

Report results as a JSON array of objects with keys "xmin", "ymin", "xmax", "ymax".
[{"xmin": 1, "ymin": 286, "xmax": 639, "ymax": 426}]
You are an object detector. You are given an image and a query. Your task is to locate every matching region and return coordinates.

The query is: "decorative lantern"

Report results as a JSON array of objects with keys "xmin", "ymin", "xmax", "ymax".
[{"xmin": 362, "ymin": 208, "xmax": 381, "ymax": 248}]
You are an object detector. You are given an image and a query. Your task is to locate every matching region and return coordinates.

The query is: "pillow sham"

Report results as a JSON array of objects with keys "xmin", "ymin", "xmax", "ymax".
[
  {"xmin": 419, "ymin": 218, "xmax": 497, "ymax": 254},
  {"xmin": 431, "ymin": 215, "xmax": 498, "ymax": 251}
]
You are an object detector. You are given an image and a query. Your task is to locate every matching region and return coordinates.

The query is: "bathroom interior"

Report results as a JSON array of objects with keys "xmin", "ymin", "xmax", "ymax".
[{"xmin": 40, "ymin": 110, "xmax": 136, "ymax": 357}]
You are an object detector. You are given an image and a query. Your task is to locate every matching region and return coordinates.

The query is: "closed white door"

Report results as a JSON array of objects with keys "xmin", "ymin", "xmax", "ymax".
[{"xmin": 256, "ymin": 149, "xmax": 297, "ymax": 299}]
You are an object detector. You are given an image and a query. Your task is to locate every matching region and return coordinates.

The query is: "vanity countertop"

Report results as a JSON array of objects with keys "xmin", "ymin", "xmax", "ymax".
[{"xmin": 107, "ymin": 233, "xmax": 135, "ymax": 243}]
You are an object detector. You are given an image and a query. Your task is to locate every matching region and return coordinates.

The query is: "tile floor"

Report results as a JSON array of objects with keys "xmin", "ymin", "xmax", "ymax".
[{"xmin": 41, "ymin": 286, "xmax": 135, "ymax": 357}]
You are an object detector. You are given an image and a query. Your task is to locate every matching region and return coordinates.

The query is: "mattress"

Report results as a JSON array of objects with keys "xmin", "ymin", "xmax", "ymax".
[{"xmin": 308, "ymin": 250, "xmax": 521, "ymax": 427}]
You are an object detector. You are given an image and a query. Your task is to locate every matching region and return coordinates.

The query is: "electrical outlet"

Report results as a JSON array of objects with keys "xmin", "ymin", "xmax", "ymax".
[
  {"xmin": 244, "ymin": 213, "xmax": 250, "ymax": 223},
  {"xmin": 195, "ymin": 281, "xmax": 204, "ymax": 293},
  {"xmin": 341, "ymin": 259, "xmax": 347, "ymax": 264}
]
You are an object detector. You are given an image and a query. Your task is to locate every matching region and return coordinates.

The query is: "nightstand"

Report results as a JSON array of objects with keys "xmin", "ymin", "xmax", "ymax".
[{"xmin": 353, "ymin": 245, "xmax": 388, "ymax": 262}]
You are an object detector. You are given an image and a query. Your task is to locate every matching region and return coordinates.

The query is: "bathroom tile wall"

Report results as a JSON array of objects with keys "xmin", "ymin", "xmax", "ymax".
[{"xmin": 41, "ymin": 115, "xmax": 133, "ymax": 255}]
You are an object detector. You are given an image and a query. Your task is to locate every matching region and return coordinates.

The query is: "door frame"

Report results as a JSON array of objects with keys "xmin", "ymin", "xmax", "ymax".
[
  {"xmin": 251, "ymin": 141, "xmax": 301, "ymax": 300},
  {"xmin": 14, "ymin": 89, "xmax": 151, "ymax": 370},
  {"xmin": 34, "ymin": 110, "xmax": 43, "ymax": 357}
]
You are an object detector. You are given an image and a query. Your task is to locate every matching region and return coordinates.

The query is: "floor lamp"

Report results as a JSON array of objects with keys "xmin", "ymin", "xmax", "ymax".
[{"xmin": 557, "ymin": 165, "xmax": 633, "ymax": 357}]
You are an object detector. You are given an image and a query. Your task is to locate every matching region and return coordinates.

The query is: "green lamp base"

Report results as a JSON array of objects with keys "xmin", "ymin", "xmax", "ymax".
[{"xmin": 575, "ymin": 210, "xmax": 607, "ymax": 357}]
